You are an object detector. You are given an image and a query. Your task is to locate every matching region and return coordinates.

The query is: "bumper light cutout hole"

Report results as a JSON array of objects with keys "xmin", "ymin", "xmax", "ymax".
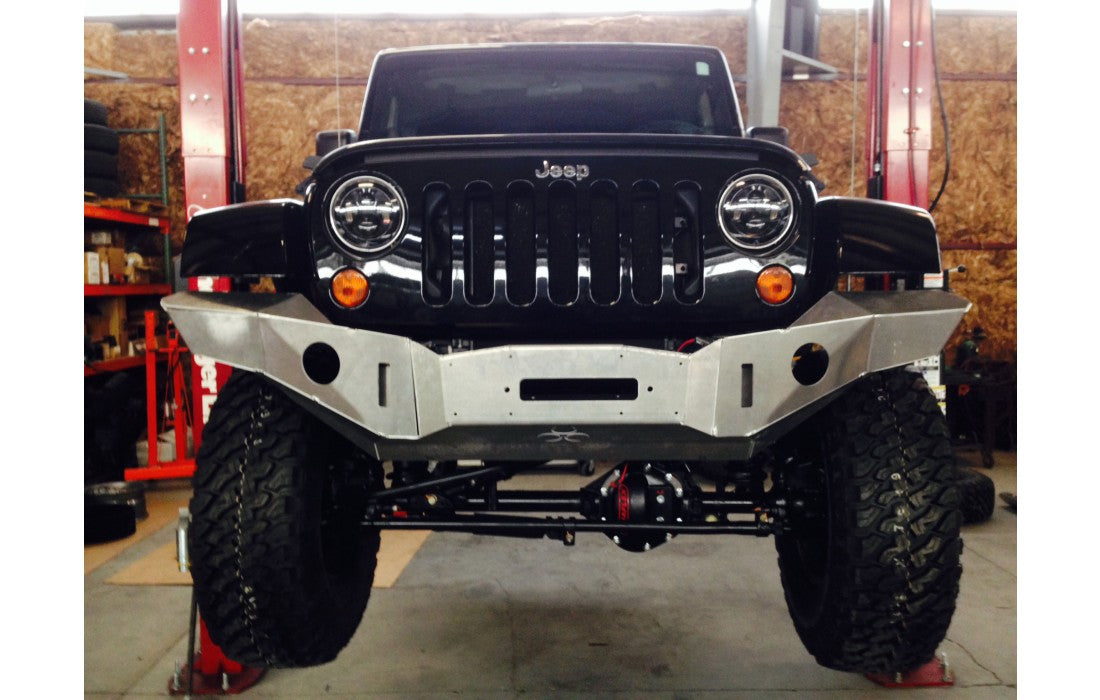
[
  {"xmin": 791, "ymin": 343, "xmax": 829, "ymax": 386},
  {"xmin": 303, "ymin": 342, "xmax": 340, "ymax": 385}
]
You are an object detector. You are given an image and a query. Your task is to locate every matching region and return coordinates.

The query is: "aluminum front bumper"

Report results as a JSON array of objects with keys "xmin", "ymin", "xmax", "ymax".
[{"xmin": 162, "ymin": 291, "xmax": 968, "ymax": 460}]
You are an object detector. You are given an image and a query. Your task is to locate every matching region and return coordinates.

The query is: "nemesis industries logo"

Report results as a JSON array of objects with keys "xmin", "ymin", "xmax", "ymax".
[{"xmin": 538, "ymin": 427, "xmax": 590, "ymax": 443}]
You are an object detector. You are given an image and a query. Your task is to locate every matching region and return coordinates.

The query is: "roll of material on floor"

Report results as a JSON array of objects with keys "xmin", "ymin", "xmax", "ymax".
[
  {"xmin": 86, "ymin": 481, "xmax": 148, "ymax": 520},
  {"xmin": 85, "ymin": 502, "xmax": 137, "ymax": 545}
]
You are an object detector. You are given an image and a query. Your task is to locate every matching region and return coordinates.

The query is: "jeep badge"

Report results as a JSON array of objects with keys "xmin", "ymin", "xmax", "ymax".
[{"xmin": 535, "ymin": 160, "xmax": 589, "ymax": 181}]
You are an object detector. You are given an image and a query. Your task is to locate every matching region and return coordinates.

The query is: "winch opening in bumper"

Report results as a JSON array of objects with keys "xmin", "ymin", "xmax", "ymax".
[{"xmin": 162, "ymin": 290, "xmax": 968, "ymax": 460}]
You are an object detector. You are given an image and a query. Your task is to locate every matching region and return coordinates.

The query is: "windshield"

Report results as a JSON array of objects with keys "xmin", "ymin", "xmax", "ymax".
[{"xmin": 360, "ymin": 45, "xmax": 742, "ymax": 139}]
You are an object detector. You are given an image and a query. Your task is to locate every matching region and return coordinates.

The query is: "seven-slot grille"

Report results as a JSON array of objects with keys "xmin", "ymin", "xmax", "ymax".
[{"xmin": 421, "ymin": 178, "xmax": 706, "ymax": 307}]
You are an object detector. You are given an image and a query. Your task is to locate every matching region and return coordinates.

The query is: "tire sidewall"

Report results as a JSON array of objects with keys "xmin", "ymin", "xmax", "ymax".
[
  {"xmin": 773, "ymin": 369, "xmax": 962, "ymax": 673},
  {"xmin": 190, "ymin": 371, "xmax": 379, "ymax": 667}
]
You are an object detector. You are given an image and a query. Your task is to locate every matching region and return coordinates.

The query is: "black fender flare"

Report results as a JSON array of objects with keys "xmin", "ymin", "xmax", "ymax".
[
  {"xmin": 180, "ymin": 200, "xmax": 312, "ymax": 284},
  {"xmin": 812, "ymin": 196, "xmax": 942, "ymax": 276}
]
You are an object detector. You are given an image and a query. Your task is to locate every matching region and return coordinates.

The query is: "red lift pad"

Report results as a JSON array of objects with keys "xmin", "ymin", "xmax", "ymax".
[{"xmin": 866, "ymin": 655, "xmax": 955, "ymax": 688}]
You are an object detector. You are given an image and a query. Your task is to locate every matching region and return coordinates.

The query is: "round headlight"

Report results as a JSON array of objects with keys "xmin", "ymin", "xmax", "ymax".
[
  {"xmin": 717, "ymin": 173, "xmax": 795, "ymax": 251},
  {"xmin": 327, "ymin": 175, "xmax": 407, "ymax": 256}
]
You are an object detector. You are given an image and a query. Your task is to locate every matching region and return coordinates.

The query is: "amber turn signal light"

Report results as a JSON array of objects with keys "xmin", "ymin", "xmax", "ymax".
[
  {"xmin": 332, "ymin": 268, "xmax": 370, "ymax": 308},
  {"xmin": 756, "ymin": 265, "xmax": 794, "ymax": 305}
]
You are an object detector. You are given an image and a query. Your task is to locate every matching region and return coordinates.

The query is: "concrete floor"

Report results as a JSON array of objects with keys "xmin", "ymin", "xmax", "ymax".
[{"xmin": 85, "ymin": 448, "xmax": 1016, "ymax": 698}]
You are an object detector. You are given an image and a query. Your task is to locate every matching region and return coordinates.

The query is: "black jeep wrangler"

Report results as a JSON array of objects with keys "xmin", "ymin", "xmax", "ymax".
[{"xmin": 165, "ymin": 43, "xmax": 970, "ymax": 674}]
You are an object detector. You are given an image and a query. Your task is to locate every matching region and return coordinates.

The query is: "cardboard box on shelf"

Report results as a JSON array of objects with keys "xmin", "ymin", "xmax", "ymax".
[
  {"xmin": 86, "ymin": 230, "xmax": 113, "ymax": 246},
  {"xmin": 95, "ymin": 245, "xmax": 128, "ymax": 282},
  {"xmin": 86, "ymin": 312, "xmax": 110, "ymax": 341},
  {"xmin": 84, "ymin": 252, "xmax": 102, "ymax": 284},
  {"xmin": 107, "ymin": 247, "xmax": 127, "ymax": 281},
  {"xmin": 86, "ymin": 296, "xmax": 128, "ymax": 349},
  {"xmin": 100, "ymin": 297, "xmax": 126, "ymax": 341}
]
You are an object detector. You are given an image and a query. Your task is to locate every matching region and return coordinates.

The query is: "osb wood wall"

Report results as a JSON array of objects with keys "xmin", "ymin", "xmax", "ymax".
[{"xmin": 84, "ymin": 10, "xmax": 1017, "ymax": 361}]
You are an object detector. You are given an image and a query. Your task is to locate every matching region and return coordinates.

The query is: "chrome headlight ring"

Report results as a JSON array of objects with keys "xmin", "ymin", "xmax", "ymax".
[
  {"xmin": 716, "ymin": 172, "xmax": 797, "ymax": 252},
  {"xmin": 326, "ymin": 174, "xmax": 408, "ymax": 257}
]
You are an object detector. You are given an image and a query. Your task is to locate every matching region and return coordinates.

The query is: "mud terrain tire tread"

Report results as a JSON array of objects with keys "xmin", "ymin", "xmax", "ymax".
[
  {"xmin": 189, "ymin": 371, "xmax": 380, "ymax": 667},
  {"xmin": 775, "ymin": 369, "xmax": 962, "ymax": 673},
  {"xmin": 957, "ymin": 467, "xmax": 995, "ymax": 524}
]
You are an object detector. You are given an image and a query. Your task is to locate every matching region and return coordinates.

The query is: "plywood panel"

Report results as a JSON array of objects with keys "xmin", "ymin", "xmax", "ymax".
[
  {"xmin": 818, "ymin": 9, "xmax": 868, "ymax": 75},
  {"xmin": 942, "ymin": 249, "xmax": 1016, "ymax": 363},
  {"xmin": 85, "ymin": 22, "xmax": 178, "ymax": 78},
  {"xmin": 934, "ymin": 13, "xmax": 1017, "ymax": 75},
  {"xmin": 930, "ymin": 82, "xmax": 1017, "ymax": 246},
  {"xmin": 780, "ymin": 80, "xmax": 867, "ymax": 198},
  {"xmin": 243, "ymin": 14, "xmax": 750, "ymax": 79},
  {"xmin": 243, "ymin": 83, "xmax": 364, "ymax": 202}
]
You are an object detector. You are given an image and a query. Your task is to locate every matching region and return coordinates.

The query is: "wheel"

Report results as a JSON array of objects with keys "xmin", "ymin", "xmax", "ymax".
[
  {"xmin": 85, "ymin": 502, "xmax": 136, "ymax": 544},
  {"xmin": 85, "ymin": 123, "xmax": 119, "ymax": 154},
  {"xmin": 84, "ymin": 176, "xmax": 120, "ymax": 197},
  {"xmin": 85, "ymin": 98, "xmax": 110, "ymax": 126},
  {"xmin": 84, "ymin": 150, "xmax": 118, "ymax": 179},
  {"xmin": 957, "ymin": 467, "xmax": 995, "ymax": 524},
  {"xmin": 189, "ymin": 371, "xmax": 382, "ymax": 667},
  {"xmin": 86, "ymin": 481, "xmax": 147, "ymax": 520},
  {"xmin": 773, "ymin": 368, "xmax": 962, "ymax": 673}
]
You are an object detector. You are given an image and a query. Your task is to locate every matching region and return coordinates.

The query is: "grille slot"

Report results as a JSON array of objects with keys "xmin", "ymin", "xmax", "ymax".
[
  {"xmin": 588, "ymin": 180, "xmax": 620, "ymax": 305},
  {"xmin": 672, "ymin": 182, "xmax": 703, "ymax": 303},
  {"xmin": 630, "ymin": 181, "xmax": 662, "ymax": 305},
  {"xmin": 422, "ymin": 183, "xmax": 452, "ymax": 305},
  {"xmin": 547, "ymin": 181, "xmax": 579, "ymax": 305},
  {"xmin": 464, "ymin": 181, "xmax": 495, "ymax": 305},
  {"xmin": 505, "ymin": 182, "xmax": 536, "ymax": 305}
]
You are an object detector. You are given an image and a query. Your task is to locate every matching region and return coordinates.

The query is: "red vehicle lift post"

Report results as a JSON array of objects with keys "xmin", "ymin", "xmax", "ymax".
[
  {"xmin": 866, "ymin": 0, "xmax": 934, "ymax": 210},
  {"xmin": 171, "ymin": 0, "xmax": 261, "ymax": 694},
  {"xmin": 863, "ymin": 0, "xmax": 954, "ymax": 687},
  {"xmin": 178, "ymin": 0, "xmax": 245, "ymax": 446}
]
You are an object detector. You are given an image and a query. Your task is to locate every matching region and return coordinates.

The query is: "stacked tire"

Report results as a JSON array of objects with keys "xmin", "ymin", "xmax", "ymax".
[
  {"xmin": 85, "ymin": 98, "xmax": 120, "ymax": 197},
  {"xmin": 957, "ymin": 467, "xmax": 996, "ymax": 524}
]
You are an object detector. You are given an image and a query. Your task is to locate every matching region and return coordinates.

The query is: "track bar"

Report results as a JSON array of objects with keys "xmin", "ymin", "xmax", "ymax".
[
  {"xmin": 364, "ymin": 515, "xmax": 774, "ymax": 537},
  {"xmin": 455, "ymin": 492, "xmax": 758, "ymax": 513}
]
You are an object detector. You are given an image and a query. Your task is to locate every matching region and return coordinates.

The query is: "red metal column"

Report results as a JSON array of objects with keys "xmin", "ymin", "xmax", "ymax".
[
  {"xmin": 174, "ymin": 1, "xmax": 260, "ymax": 694},
  {"xmin": 178, "ymin": 0, "xmax": 246, "ymax": 447},
  {"xmin": 866, "ymin": 0, "xmax": 934, "ymax": 209}
]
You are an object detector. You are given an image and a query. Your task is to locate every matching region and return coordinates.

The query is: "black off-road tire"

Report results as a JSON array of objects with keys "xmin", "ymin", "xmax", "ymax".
[
  {"xmin": 85, "ymin": 98, "xmax": 110, "ymax": 126},
  {"xmin": 957, "ymin": 467, "xmax": 995, "ymax": 524},
  {"xmin": 84, "ymin": 176, "xmax": 120, "ymax": 197},
  {"xmin": 84, "ymin": 150, "xmax": 118, "ymax": 179},
  {"xmin": 85, "ymin": 123, "xmax": 119, "ymax": 154},
  {"xmin": 189, "ymin": 371, "xmax": 382, "ymax": 668},
  {"xmin": 774, "ymin": 368, "xmax": 962, "ymax": 674}
]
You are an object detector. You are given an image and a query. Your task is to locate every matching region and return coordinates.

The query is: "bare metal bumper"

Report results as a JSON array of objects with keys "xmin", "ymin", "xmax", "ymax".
[{"xmin": 162, "ymin": 291, "xmax": 968, "ymax": 459}]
